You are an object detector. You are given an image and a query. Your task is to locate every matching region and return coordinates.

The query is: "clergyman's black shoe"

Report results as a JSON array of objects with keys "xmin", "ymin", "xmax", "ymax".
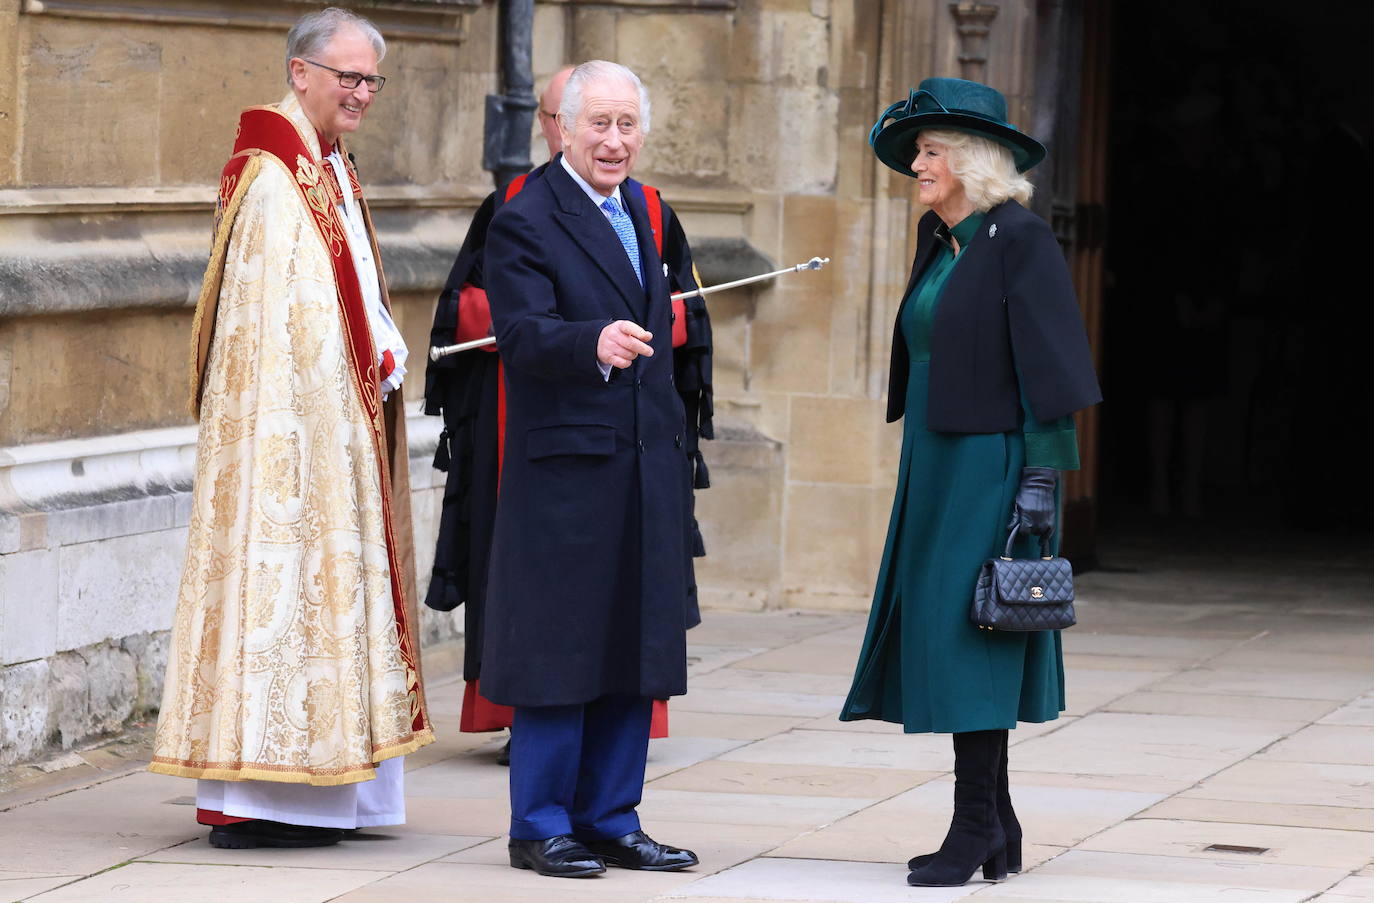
[
  {"xmin": 508, "ymin": 835, "xmax": 606, "ymax": 878},
  {"xmin": 208, "ymin": 820, "xmax": 344, "ymax": 849},
  {"xmin": 579, "ymin": 830, "xmax": 699, "ymax": 871}
]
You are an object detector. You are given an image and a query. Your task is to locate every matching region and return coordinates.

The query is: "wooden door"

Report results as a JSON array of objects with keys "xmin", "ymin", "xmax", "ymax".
[{"xmin": 1030, "ymin": 0, "xmax": 1111, "ymax": 567}]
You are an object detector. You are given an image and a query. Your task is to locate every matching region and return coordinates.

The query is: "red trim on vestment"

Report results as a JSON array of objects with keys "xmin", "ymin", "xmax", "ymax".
[
  {"xmin": 197, "ymin": 809, "xmax": 255, "ymax": 826},
  {"xmin": 456, "ymin": 285, "xmax": 495, "ymax": 347},
  {"xmin": 641, "ymin": 186, "xmax": 687, "ymax": 349},
  {"xmin": 650, "ymin": 700, "xmax": 669, "ymax": 739},
  {"xmin": 460, "ymin": 680, "xmax": 515, "ymax": 732},
  {"xmin": 504, "ymin": 173, "xmax": 529, "ymax": 202}
]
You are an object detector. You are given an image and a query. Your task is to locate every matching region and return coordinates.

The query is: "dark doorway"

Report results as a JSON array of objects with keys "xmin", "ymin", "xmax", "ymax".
[{"xmin": 1096, "ymin": 0, "xmax": 1374, "ymax": 557}]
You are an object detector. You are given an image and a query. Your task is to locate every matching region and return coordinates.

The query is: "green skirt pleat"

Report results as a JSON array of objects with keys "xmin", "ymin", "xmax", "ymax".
[{"xmin": 840, "ymin": 362, "xmax": 1065, "ymax": 733}]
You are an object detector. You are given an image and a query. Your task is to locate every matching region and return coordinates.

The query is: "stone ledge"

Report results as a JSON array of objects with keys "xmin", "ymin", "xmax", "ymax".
[
  {"xmin": 0, "ymin": 412, "xmax": 443, "ymax": 522},
  {"xmin": 0, "ymin": 194, "xmax": 768, "ymax": 317},
  {"xmin": 21, "ymin": 0, "xmax": 480, "ymax": 42},
  {"xmin": 0, "ymin": 238, "xmax": 460, "ymax": 319}
]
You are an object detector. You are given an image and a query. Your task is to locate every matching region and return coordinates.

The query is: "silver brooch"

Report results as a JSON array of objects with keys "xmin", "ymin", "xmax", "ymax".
[
  {"xmin": 989, "ymin": 224, "xmax": 998, "ymax": 238},
  {"xmin": 663, "ymin": 263, "xmax": 669, "ymax": 278}
]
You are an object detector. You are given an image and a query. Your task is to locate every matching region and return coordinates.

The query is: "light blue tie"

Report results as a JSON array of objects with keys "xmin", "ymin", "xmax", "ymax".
[{"xmin": 601, "ymin": 196, "xmax": 643, "ymax": 286}]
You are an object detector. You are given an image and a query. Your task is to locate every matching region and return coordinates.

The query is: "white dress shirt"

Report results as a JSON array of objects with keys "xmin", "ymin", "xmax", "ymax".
[
  {"xmin": 559, "ymin": 154, "xmax": 629, "ymax": 381},
  {"xmin": 325, "ymin": 149, "xmax": 408, "ymax": 398}
]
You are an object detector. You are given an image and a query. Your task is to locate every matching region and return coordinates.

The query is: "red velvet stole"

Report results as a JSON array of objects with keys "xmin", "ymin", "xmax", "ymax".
[{"xmin": 222, "ymin": 107, "xmax": 427, "ymax": 735}]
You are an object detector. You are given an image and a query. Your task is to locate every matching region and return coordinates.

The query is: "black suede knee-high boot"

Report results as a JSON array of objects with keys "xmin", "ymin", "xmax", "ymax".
[
  {"xmin": 997, "ymin": 733, "xmax": 1022, "ymax": 873},
  {"xmin": 908, "ymin": 729, "xmax": 1021, "ymax": 874},
  {"xmin": 906, "ymin": 730, "xmax": 1007, "ymax": 886}
]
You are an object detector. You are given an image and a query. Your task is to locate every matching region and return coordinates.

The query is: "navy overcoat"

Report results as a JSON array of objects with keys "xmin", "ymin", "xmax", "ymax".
[{"xmin": 479, "ymin": 157, "xmax": 698, "ymax": 707}]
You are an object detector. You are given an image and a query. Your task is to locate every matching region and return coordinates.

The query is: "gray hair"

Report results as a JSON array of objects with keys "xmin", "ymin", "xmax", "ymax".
[
  {"xmin": 285, "ymin": 8, "xmax": 386, "ymax": 84},
  {"xmin": 558, "ymin": 61, "xmax": 652, "ymax": 135},
  {"xmin": 917, "ymin": 129, "xmax": 1034, "ymax": 211}
]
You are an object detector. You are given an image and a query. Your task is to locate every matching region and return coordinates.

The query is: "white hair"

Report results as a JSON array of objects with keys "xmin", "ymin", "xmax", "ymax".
[
  {"xmin": 285, "ymin": 8, "xmax": 386, "ymax": 84},
  {"xmin": 558, "ymin": 60, "xmax": 652, "ymax": 135},
  {"xmin": 917, "ymin": 129, "xmax": 1034, "ymax": 211}
]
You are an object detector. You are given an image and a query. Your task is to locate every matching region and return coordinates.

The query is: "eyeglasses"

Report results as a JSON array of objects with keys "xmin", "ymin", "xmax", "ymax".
[{"xmin": 302, "ymin": 59, "xmax": 386, "ymax": 93}]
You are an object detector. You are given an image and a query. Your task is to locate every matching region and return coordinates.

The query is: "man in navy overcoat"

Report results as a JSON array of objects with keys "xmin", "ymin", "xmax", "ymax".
[{"xmin": 481, "ymin": 60, "xmax": 700, "ymax": 879}]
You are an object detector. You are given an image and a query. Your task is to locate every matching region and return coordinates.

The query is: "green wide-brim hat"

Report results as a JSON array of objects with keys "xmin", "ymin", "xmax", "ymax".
[{"xmin": 869, "ymin": 77, "xmax": 1046, "ymax": 175}]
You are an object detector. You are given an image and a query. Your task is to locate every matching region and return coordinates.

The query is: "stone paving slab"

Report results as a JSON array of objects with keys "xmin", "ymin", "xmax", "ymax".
[
  {"xmin": 651, "ymin": 759, "xmax": 939, "ymax": 799},
  {"xmin": 667, "ymin": 857, "xmax": 983, "ymax": 902},
  {"xmin": 1138, "ymin": 796, "xmax": 1374, "ymax": 833},
  {"xmin": 1312, "ymin": 875, "xmax": 1374, "ymax": 901},
  {"xmin": 1320, "ymin": 693, "xmax": 1374, "ymax": 727},
  {"xmin": 23, "ymin": 862, "xmax": 391, "ymax": 903},
  {"xmin": 3, "ymin": 595, "xmax": 1373, "ymax": 902},
  {"xmin": 0, "ymin": 875, "xmax": 80, "ymax": 903},
  {"xmin": 971, "ymin": 849, "xmax": 1351, "ymax": 902}
]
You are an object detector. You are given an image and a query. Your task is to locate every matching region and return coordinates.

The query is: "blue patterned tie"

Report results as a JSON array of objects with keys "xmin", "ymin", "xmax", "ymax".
[{"xmin": 601, "ymin": 196, "xmax": 643, "ymax": 286}]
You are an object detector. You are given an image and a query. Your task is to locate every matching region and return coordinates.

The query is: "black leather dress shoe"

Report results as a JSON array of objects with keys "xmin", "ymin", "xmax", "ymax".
[
  {"xmin": 208, "ymin": 820, "xmax": 344, "ymax": 849},
  {"xmin": 508, "ymin": 835, "xmax": 606, "ymax": 878},
  {"xmin": 579, "ymin": 830, "xmax": 699, "ymax": 871}
]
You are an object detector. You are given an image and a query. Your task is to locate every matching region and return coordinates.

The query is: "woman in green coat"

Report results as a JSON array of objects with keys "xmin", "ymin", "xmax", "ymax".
[{"xmin": 841, "ymin": 78, "xmax": 1101, "ymax": 888}]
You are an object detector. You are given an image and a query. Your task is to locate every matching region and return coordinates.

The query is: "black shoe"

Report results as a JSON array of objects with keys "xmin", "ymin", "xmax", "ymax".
[
  {"xmin": 579, "ymin": 830, "xmax": 698, "ymax": 871},
  {"xmin": 497, "ymin": 737, "xmax": 511, "ymax": 767},
  {"xmin": 909, "ymin": 838, "xmax": 1021, "ymax": 874},
  {"xmin": 906, "ymin": 730, "xmax": 1008, "ymax": 887},
  {"xmin": 909, "ymin": 729, "xmax": 1022, "ymax": 874},
  {"xmin": 508, "ymin": 835, "xmax": 606, "ymax": 878},
  {"xmin": 208, "ymin": 820, "xmax": 344, "ymax": 849}
]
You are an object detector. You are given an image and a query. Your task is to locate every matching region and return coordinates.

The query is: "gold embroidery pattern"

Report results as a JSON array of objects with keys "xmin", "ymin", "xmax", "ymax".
[{"xmin": 151, "ymin": 104, "xmax": 432, "ymax": 786}]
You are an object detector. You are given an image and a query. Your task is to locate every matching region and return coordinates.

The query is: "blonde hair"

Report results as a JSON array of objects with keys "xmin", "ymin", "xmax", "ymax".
[{"xmin": 918, "ymin": 129, "xmax": 1033, "ymax": 211}]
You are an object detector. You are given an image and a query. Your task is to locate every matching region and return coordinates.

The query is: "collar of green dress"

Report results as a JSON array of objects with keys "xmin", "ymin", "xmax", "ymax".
[{"xmin": 934, "ymin": 211, "xmax": 986, "ymax": 253}]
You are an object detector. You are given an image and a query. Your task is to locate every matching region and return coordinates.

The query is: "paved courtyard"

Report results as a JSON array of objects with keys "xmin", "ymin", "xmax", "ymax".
[{"xmin": 2, "ymin": 533, "xmax": 1372, "ymax": 902}]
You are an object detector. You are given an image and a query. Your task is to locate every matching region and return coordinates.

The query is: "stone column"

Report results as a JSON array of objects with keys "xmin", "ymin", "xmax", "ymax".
[{"xmin": 949, "ymin": 2, "xmax": 999, "ymax": 83}]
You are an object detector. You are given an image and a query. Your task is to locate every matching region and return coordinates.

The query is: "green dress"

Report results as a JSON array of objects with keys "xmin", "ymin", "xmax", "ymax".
[{"xmin": 840, "ymin": 212, "xmax": 1078, "ymax": 734}]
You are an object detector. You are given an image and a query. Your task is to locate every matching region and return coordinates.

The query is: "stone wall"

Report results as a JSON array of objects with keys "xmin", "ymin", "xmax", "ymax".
[{"xmin": 1, "ymin": 0, "xmax": 1047, "ymax": 766}]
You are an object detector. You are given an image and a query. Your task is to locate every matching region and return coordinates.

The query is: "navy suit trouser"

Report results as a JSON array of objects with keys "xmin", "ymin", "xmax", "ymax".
[{"xmin": 508, "ymin": 694, "xmax": 652, "ymax": 841}]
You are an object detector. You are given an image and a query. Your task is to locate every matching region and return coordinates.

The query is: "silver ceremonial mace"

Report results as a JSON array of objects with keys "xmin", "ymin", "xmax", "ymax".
[{"xmin": 429, "ymin": 255, "xmax": 831, "ymax": 361}]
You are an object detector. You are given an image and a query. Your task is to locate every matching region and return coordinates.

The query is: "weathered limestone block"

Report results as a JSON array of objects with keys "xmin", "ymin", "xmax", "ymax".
[
  {"xmin": 569, "ymin": 8, "xmax": 619, "ymax": 66},
  {"xmin": 49, "ymin": 641, "xmax": 138, "ymax": 748},
  {"xmin": 0, "ymin": 309, "xmax": 191, "ymax": 446},
  {"xmin": 22, "ymin": 25, "xmax": 162, "ymax": 187},
  {"xmin": 155, "ymin": 28, "xmax": 283, "ymax": 186},
  {"xmin": 119, "ymin": 630, "xmax": 169, "ymax": 715},
  {"xmin": 750, "ymin": 279, "xmax": 834, "ymax": 394},
  {"xmin": 782, "ymin": 482, "xmax": 881, "ymax": 610},
  {"xmin": 0, "ymin": 1, "xmax": 19, "ymax": 188},
  {"xmin": 56, "ymin": 527, "xmax": 187, "ymax": 653},
  {"xmin": 823, "ymin": 197, "xmax": 875, "ymax": 396},
  {"xmin": 355, "ymin": 58, "xmax": 492, "ymax": 188},
  {"xmin": 0, "ymin": 660, "xmax": 53, "ymax": 767},
  {"xmin": 615, "ymin": 13, "xmax": 731, "ymax": 184},
  {"xmin": 46, "ymin": 495, "xmax": 176, "ymax": 547},
  {"xmin": 727, "ymin": 83, "xmax": 839, "ymax": 194},
  {"xmin": 787, "ymin": 395, "xmax": 881, "ymax": 485},
  {"xmin": 0, "ymin": 547, "xmax": 59, "ymax": 666},
  {"xmin": 694, "ymin": 419, "xmax": 785, "ymax": 610}
]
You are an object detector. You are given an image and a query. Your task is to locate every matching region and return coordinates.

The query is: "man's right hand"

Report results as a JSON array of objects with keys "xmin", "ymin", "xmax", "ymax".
[{"xmin": 598, "ymin": 320, "xmax": 654, "ymax": 369}]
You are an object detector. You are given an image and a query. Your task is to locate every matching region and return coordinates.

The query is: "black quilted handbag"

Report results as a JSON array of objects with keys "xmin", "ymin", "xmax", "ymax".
[{"xmin": 971, "ymin": 526, "xmax": 1076, "ymax": 631}]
